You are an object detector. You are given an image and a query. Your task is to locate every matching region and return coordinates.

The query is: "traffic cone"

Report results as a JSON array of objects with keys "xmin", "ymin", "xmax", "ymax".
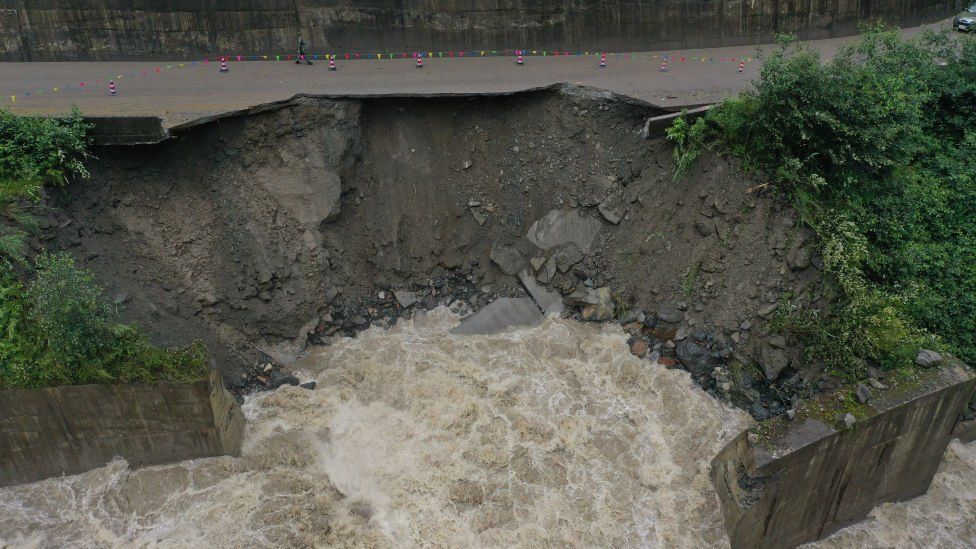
[
  {"xmin": 660, "ymin": 59, "xmax": 668, "ymax": 72},
  {"xmin": 219, "ymin": 58, "xmax": 228, "ymax": 73},
  {"xmin": 517, "ymin": 50, "xmax": 524, "ymax": 66},
  {"xmin": 416, "ymin": 54, "xmax": 424, "ymax": 69},
  {"xmin": 108, "ymin": 80, "xmax": 117, "ymax": 96},
  {"xmin": 737, "ymin": 60, "xmax": 745, "ymax": 73},
  {"xmin": 329, "ymin": 56, "xmax": 337, "ymax": 71},
  {"xmin": 599, "ymin": 52, "xmax": 607, "ymax": 68}
]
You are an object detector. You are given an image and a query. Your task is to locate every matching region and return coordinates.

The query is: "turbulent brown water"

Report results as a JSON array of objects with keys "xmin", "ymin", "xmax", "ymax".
[{"xmin": 0, "ymin": 308, "xmax": 972, "ymax": 548}]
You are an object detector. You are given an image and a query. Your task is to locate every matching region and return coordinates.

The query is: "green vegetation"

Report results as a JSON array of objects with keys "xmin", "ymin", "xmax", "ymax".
[
  {"xmin": 0, "ymin": 108, "xmax": 90, "ymax": 260},
  {"xmin": 0, "ymin": 109, "xmax": 207, "ymax": 389},
  {"xmin": 668, "ymin": 28, "xmax": 976, "ymax": 381}
]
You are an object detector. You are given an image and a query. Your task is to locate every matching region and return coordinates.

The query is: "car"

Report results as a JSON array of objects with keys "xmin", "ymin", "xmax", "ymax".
[{"xmin": 955, "ymin": 4, "xmax": 976, "ymax": 31}]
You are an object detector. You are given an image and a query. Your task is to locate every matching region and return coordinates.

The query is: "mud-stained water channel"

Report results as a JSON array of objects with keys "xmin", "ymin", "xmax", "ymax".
[{"xmin": 0, "ymin": 310, "xmax": 972, "ymax": 548}]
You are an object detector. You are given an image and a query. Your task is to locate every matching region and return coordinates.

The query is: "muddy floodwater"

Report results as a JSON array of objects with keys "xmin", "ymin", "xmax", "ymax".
[{"xmin": 0, "ymin": 308, "xmax": 973, "ymax": 548}]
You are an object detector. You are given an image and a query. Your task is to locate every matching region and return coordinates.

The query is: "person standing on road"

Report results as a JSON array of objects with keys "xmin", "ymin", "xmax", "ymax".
[{"xmin": 296, "ymin": 35, "xmax": 312, "ymax": 65}]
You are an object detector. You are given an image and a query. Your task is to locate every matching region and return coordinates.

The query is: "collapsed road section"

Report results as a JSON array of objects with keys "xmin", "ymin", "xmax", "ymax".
[{"xmin": 44, "ymin": 86, "xmax": 815, "ymax": 418}]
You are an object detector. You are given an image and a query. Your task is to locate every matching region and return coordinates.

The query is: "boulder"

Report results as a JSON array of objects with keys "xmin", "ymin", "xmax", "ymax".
[
  {"xmin": 757, "ymin": 303, "xmax": 779, "ymax": 318},
  {"xmin": 694, "ymin": 220, "xmax": 714, "ymax": 237},
  {"xmin": 914, "ymin": 349, "xmax": 943, "ymax": 368},
  {"xmin": 579, "ymin": 175, "xmax": 618, "ymax": 207},
  {"xmin": 271, "ymin": 374, "xmax": 300, "ymax": 389},
  {"xmin": 470, "ymin": 209, "xmax": 488, "ymax": 226},
  {"xmin": 855, "ymin": 383, "xmax": 871, "ymax": 403},
  {"xmin": 787, "ymin": 247, "xmax": 812, "ymax": 270},
  {"xmin": 552, "ymin": 242, "xmax": 584, "ymax": 273},
  {"xmin": 580, "ymin": 287, "xmax": 614, "ymax": 321},
  {"xmin": 630, "ymin": 339, "xmax": 649, "ymax": 357},
  {"xmin": 489, "ymin": 243, "xmax": 525, "ymax": 276},
  {"xmin": 525, "ymin": 209, "xmax": 602, "ymax": 252},
  {"xmin": 760, "ymin": 344, "xmax": 790, "ymax": 381},
  {"xmin": 656, "ymin": 306, "xmax": 683, "ymax": 325},
  {"xmin": 394, "ymin": 290, "xmax": 417, "ymax": 308},
  {"xmin": 597, "ymin": 192, "xmax": 627, "ymax": 225},
  {"xmin": 676, "ymin": 338, "xmax": 715, "ymax": 377}
]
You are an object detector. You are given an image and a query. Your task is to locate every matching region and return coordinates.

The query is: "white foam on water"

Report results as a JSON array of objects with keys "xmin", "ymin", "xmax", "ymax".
[{"xmin": 0, "ymin": 307, "xmax": 972, "ymax": 548}]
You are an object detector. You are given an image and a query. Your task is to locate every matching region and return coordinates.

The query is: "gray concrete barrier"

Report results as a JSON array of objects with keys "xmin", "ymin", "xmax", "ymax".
[
  {"xmin": 0, "ymin": 370, "xmax": 244, "ymax": 487},
  {"xmin": 84, "ymin": 116, "xmax": 168, "ymax": 145},
  {"xmin": 642, "ymin": 104, "xmax": 714, "ymax": 139},
  {"xmin": 712, "ymin": 362, "xmax": 976, "ymax": 549}
]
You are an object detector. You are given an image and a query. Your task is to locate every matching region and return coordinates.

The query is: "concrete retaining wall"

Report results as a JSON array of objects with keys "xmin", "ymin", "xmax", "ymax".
[
  {"xmin": 0, "ymin": 0, "xmax": 960, "ymax": 61},
  {"xmin": 84, "ymin": 116, "xmax": 168, "ymax": 145},
  {"xmin": 711, "ymin": 363, "xmax": 976, "ymax": 549},
  {"xmin": 642, "ymin": 104, "xmax": 713, "ymax": 139},
  {"xmin": 0, "ymin": 370, "xmax": 243, "ymax": 487}
]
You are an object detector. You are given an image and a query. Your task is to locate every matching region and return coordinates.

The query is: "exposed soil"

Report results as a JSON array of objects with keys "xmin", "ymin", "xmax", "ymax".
[{"xmin": 39, "ymin": 87, "xmax": 825, "ymax": 417}]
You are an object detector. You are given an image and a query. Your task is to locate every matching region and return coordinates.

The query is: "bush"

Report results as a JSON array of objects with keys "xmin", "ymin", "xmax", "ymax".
[
  {"xmin": 0, "ymin": 107, "xmax": 90, "ymax": 184},
  {"xmin": 28, "ymin": 253, "xmax": 115, "ymax": 366},
  {"xmin": 669, "ymin": 28, "xmax": 976, "ymax": 378},
  {"xmin": 0, "ymin": 108, "xmax": 90, "ymax": 261},
  {"xmin": 0, "ymin": 254, "xmax": 207, "ymax": 389}
]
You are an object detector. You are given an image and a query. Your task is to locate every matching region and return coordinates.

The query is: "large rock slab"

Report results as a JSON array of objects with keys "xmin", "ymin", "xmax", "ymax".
[
  {"xmin": 518, "ymin": 270, "xmax": 564, "ymax": 316},
  {"xmin": 711, "ymin": 363, "xmax": 976, "ymax": 549},
  {"xmin": 450, "ymin": 297, "xmax": 544, "ymax": 335},
  {"xmin": 526, "ymin": 209, "xmax": 602, "ymax": 252}
]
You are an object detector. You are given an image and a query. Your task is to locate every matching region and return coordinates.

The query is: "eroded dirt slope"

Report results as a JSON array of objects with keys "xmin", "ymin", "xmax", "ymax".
[{"xmin": 44, "ymin": 88, "xmax": 821, "ymax": 416}]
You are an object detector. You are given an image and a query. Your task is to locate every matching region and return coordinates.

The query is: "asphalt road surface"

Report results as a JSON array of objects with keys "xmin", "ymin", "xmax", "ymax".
[{"xmin": 1, "ymin": 19, "xmax": 955, "ymax": 127}]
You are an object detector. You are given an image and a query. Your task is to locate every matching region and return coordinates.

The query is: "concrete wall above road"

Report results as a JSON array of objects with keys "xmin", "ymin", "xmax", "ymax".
[{"xmin": 0, "ymin": 0, "xmax": 959, "ymax": 61}]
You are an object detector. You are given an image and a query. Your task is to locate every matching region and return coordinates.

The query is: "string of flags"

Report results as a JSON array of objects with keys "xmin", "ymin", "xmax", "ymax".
[{"xmin": 8, "ymin": 49, "xmax": 754, "ymax": 103}]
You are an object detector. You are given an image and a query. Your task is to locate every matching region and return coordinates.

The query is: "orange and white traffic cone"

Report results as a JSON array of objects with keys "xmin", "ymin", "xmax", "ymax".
[
  {"xmin": 108, "ymin": 80, "xmax": 117, "ymax": 96},
  {"xmin": 737, "ymin": 60, "xmax": 745, "ymax": 73},
  {"xmin": 329, "ymin": 56, "xmax": 337, "ymax": 71},
  {"xmin": 599, "ymin": 52, "xmax": 607, "ymax": 68},
  {"xmin": 660, "ymin": 59, "xmax": 668, "ymax": 72},
  {"xmin": 517, "ymin": 50, "xmax": 524, "ymax": 66},
  {"xmin": 416, "ymin": 54, "xmax": 424, "ymax": 69},
  {"xmin": 219, "ymin": 58, "xmax": 228, "ymax": 73}
]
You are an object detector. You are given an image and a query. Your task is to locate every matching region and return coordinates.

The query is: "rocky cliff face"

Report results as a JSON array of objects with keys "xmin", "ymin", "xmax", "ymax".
[{"xmin": 0, "ymin": 0, "xmax": 957, "ymax": 61}]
